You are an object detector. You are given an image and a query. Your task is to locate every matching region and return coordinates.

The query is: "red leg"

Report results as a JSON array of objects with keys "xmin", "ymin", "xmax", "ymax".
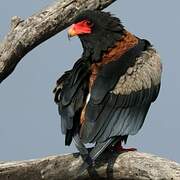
[{"xmin": 112, "ymin": 140, "xmax": 137, "ymax": 153}]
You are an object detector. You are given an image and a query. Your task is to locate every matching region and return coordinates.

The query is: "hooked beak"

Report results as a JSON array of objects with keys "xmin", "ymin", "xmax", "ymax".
[{"xmin": 67, "ymin": 25, "xmax": 77, "ymax": 40}]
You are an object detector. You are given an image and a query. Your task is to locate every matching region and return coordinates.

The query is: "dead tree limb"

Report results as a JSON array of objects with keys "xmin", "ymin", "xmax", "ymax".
[
  {"xmin": 0, "ymin": 151, "xmax": 180, "ymax": 180},
  {"xmin": 0, "ymin": 0, "xmax": 116, "ymax": 83}
]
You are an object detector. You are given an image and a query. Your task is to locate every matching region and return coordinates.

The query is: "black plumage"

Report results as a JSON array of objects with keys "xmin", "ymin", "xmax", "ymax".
[{"xmin": 53, "ymin": 10, "xmax": 162, "ymax": 173}]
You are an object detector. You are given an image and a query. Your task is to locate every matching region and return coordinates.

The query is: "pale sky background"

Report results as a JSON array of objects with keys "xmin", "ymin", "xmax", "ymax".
[{"xmin": 0, "ymin": 0, "xmax": 179, "ymax": 162}]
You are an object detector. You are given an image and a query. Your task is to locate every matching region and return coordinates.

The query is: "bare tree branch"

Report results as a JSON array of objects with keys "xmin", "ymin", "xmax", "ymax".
[
  {"xmin": 0, "ymin": 0, "xmax": 116, "ymax": 83},
  {"xmin": 0, "ymin": 151, "xmax": 179, "ymax": 180}
]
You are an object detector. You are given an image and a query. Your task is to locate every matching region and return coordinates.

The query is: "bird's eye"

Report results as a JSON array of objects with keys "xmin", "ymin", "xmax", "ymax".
[{"xmin": 86, "ymin": 21, "xmax": 93, "ymax": 27}]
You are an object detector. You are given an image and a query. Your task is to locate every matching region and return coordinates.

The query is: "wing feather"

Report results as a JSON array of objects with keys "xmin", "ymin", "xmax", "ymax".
[
  {"xmin": 81, "ymin": 41, "xmax": 162, "ymax": 143},
  {"xmin": 53, "ymin": 58, "xmax": 90, "ymax": 145}
]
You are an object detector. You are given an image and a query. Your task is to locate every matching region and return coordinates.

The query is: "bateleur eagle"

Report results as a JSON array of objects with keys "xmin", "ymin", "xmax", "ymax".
[{"xmin": 53, "ymin": 10, "xmax": 162, "ymax": 173}]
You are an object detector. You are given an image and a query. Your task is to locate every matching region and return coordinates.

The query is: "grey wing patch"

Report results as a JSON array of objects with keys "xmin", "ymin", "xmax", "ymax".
[
  {"xmin": 110, "ymin": 104, "xmax": 150, "ymax": 137},
  {"xmin": 112, "ymin": 47, "xmax": 162, "ymax": 95}
]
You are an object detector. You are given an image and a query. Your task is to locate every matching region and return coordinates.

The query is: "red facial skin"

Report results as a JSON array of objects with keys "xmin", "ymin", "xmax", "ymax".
[{"xmin": 68, "ymin": 20, "xmax": 92, "ymax": 37}]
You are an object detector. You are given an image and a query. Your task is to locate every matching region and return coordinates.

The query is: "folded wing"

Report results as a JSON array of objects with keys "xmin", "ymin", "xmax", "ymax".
[
  {"xmin": 53, "ymin": 58, "xmax": 90, "ymax": 145},
  {"xmin": 80, "ymin": 42, "xmax": 162, "ymax": 143}
]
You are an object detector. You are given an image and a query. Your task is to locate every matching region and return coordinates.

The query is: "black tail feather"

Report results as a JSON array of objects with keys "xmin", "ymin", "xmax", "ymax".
[
  {"xmin": 77, "ymin": 137, "xmax": 116, "ymax": 176},
  {"xmin": 73, "ymin": 134, "xmax": 89, "ymax": 155}
]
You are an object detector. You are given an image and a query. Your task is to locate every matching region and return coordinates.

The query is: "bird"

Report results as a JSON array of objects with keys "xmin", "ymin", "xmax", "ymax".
[{"xmin": 53, "ymin": 10, "xmax": 162, "ymax": 174}]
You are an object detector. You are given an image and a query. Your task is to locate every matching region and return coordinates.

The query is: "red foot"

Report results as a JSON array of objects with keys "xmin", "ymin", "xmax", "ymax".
[
  {"xmin": 113, "ymin": 146, "xmax": 137, "ymax": 153},
  {"xmin": 111, "ymin": 140, "xmax": 137, "ymax": 153}
]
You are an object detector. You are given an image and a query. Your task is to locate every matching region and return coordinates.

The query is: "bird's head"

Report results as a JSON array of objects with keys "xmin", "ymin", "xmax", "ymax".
[{"xmin": 68, "ymin": 10, "xmax": 125, "ymax": 61}]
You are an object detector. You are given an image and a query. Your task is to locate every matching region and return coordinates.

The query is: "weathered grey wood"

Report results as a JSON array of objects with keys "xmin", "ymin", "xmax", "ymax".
[
  {"xmin": 0, "ymin": 151, "xmax": 179, "ymax": 180},
  {"xmin": 0, "ymin": 0, "xmax": 116, "ymax": 83}
]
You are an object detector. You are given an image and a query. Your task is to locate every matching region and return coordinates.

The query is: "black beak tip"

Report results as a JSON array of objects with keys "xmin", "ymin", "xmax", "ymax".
[{"xmin": 68, "ymin": 34, "xmax": 71, "ymax": 41}]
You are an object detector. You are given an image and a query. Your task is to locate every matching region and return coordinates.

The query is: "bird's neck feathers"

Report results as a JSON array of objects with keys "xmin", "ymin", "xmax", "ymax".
[
  {"xmin": 80, "ymin": 30, "xmax": 138, "ymax": 62},
  {"xmin": 101, "ymin": 31, "xmax": 139, "ymax": 64}
]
